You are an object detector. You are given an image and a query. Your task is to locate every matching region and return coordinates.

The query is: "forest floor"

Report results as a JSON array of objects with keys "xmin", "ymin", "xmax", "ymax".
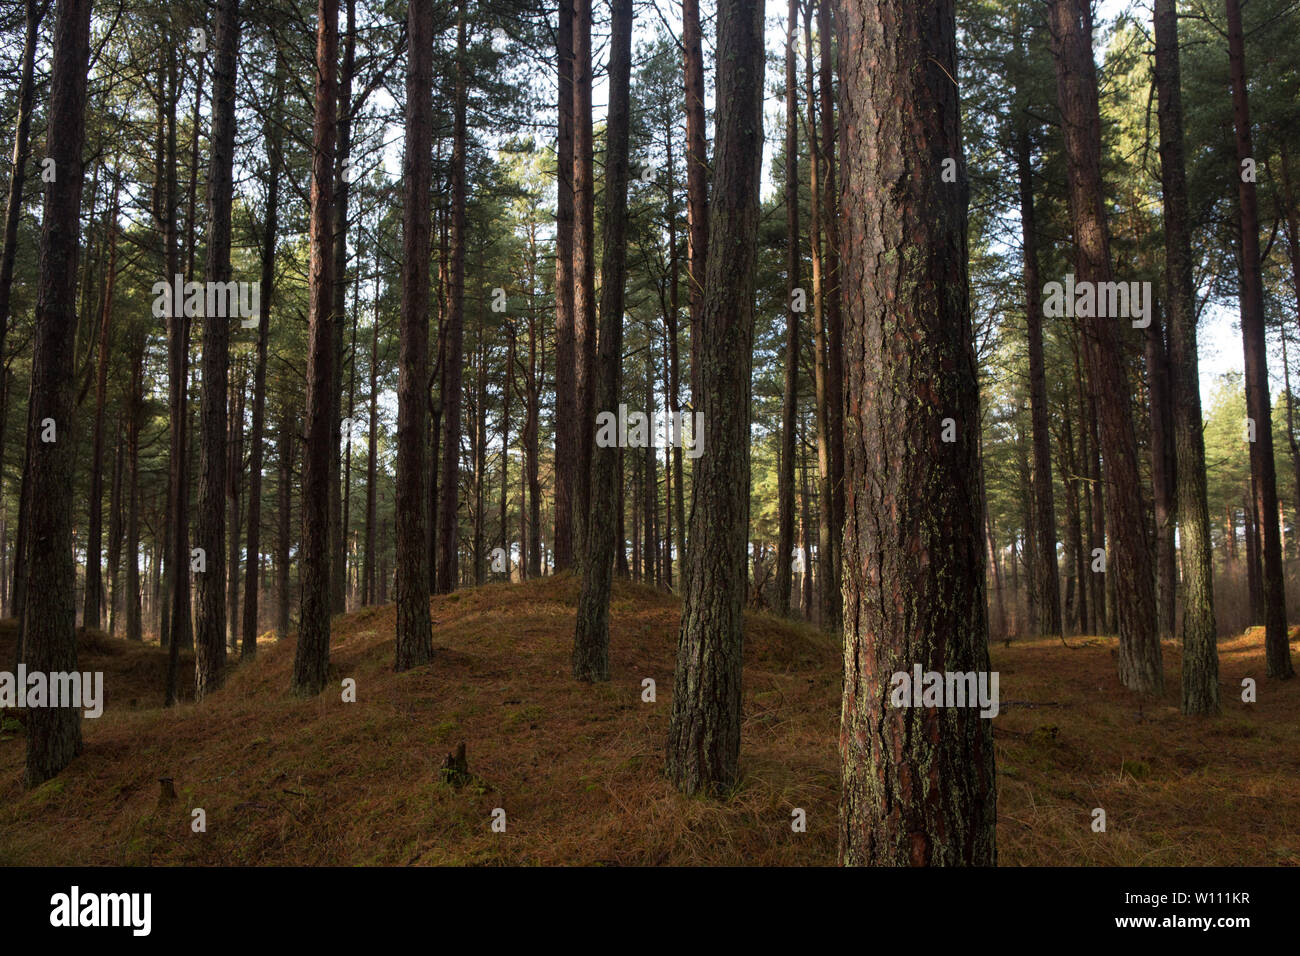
[{"xmin": 0, "ymin": 575, "xmax": 1297, "ymax": 865}]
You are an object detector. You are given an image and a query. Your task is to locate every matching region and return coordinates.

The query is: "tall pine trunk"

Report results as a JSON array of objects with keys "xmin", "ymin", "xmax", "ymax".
[
  {"xmin": 329, "ymin": 0, "xmax": 356, "ymax": 614},
  {"xmin": 0, "ymin": 0, "xmax": 49, "ymax": 546},
  {"xmin": 294, "ymin": 0, "xmax": 339, "ymax": 696},
  {"xmin": 571, "ymin": 0, "xmax": 596, "ymax": 565},
  {"xmin": 1012, "ymin": 20, "xmax": 1062, "ymax": 639},
  {"xmin": 572, "ymin": 0, "xmax": 633, "ymax": 682},
  {"xmin": 665, "ymin": 0, "xmax": 765, "ymax": 796},
  {"xmin": 805, "ymin": 3, "xmax": 834, "ymax": 632},
  {"xmin": 83, "ymin": 175, "xmax": 118, "ymax": 630},
  {"xmin": 436, "ymin": 4, "xmax": 467, "ymax": 594},
  {"xmin": 836, "ymin": 0, "xmax": 996, "ymax": 865},
  {"xmin": 1048, "ymin": 0, "xmax": 1162, "ymax": 693},
  {"xmin": 776, "ymin": 0, "xmax": 800, "ymax": 619},
  {"xmin": 683, "ymin": 0, "xmax": 707, "ymax": 430},
  {"xmin": 21, "ymin": 0, "xmax": 92, "ymax": 787},
  {"xmin": 818, "ymin": 0, "xmax": 844, "ymax": 634},
  {"xmin": 195, "ymin": 0, "xmax": 240, "ymax": 698},
  {"xmin": 1154, "ymin": 0, "xmax": 1220, "ymax": 711},
  {"xmin": 395, "ymin": 0, "xmax": 435, "ymax": 671},
  {"xmin": 276, "ymin": 401, "xmax": 294, "ymax": 639},
  {"xmin": 553, "ymin": 0, "xmax": 576, "ymax": 572},
  {"xmin": 243, "ymin": 54, "xmax": 284, "ymax": 658},
  {"xmin": 1225, "ymin": 0, "xmax": 1292, "ymax": 679}
]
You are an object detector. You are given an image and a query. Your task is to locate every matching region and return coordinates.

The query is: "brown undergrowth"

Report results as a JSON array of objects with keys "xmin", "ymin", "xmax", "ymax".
[{"xmin": 0, "ymin": 578, "xmax": 1295, "ymax": 865}]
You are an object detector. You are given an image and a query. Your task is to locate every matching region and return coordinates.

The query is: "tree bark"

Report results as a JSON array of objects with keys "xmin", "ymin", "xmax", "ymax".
[
  {"xmin": 83, "ymin": 174, "xmax": 118, "ymax": 631},
  {"xmin": 571, "ymin": 0, "xmax": 596, "ymax": 565},
  {"xmin": 818, "ymin": 0, "xmax": 845, "ymax": 629},
  {"xmin": 1225, "ymin": 0, "xmax": 1292, "ymax": 678},
  {"xmin": 104, "ymin": 421, "xmax": 123, "ymax": 635},
  {"xmin": 242, "ymin": 54, "xmax": 284, "ymax": 658},
  {"xmin": 1153, "ymin": 0, "xmax": 1220, "ymax": 705},
  {"xmin": 553, "ymin": 0, "xmax": 576, "ymax": 572},
  {"xmin": 1145, "ymin": 312, "xmax": 1177, "ymax": 644},
  {"xmin": 395, "ymin": 0, "xmax": 435, "ymax": 670},
  {"xmin": 294, "ymin": 0, "xmax": 338, "ymax": 696},
  {"xmin": 436, "ymin": 3, "xmax": 467, "ymax": 594},
  {"xmin": 683, "ymin": 0, "xmax": 708, "ymax": 415},
  {"xmin": 163, "ymin": 43, "xmax": 191, "ymax": 704},
  {"xmin": 195, "ymin": 0, "xmax": 240, "ymax": 698},
  {"xmin": 124, "ymin": 336, "xmax": 144, "ymax": 642},
  {"xmin": 572, "ymin": 0, "xmax": 633, "ymax": 682},
  {"xmin": 0, "ymin": 0, "xmax": 49, "ymax": 522},
  {"xmin": 665, "ymin": 0, "xmax": 764, "ymax": 796},
  {"xmin": 225, "ymin": 358, "xmax": 245, "ymax": 653},
  {"xmin": 1048, "ymin": 0, "xmax": 1162, "ymax": 693},
  {"xmin": 1012, "ymin": 28, "xmax": 1062, "ymax": 639},
  {"xmin": 276, "ymin": 401, "xmax": 294, "ymax": 638},
  {"xmin": 836, "ymin": 0, "xmax": 996, "ymax": 865},
  {"xmin": 776, "ymin": 0, "xmax": 800, "ymax": 619},
  {"xmin": 329, "ymin": 0, "xmax": 356, "ymax": 614},
  {"xmin": 805, "ymin": 3, "xmax": 835, "ymax": 632},
  {"xmin": 21, "ymin": 0, "xmax": 92, "ymax": 787}
]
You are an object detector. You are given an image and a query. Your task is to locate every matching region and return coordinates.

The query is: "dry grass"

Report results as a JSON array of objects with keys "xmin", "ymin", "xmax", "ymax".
[{"xmin": 0, "ymin": 577, "xmax": 1296, "ymax": 866}]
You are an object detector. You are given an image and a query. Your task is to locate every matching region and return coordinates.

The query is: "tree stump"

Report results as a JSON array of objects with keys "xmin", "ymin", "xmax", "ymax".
[{"xmin": 440, "ymin": 742, "xmax": 471, "ymax": 789}]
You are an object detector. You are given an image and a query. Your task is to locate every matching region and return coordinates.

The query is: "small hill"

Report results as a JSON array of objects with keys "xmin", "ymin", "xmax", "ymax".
[{"xmin": 0, "ymin": 578, "xmax": 1296, "ymax": 865}]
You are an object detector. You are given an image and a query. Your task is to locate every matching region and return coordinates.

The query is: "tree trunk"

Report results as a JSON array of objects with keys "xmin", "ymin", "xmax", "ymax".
[
  {"xmin": 683, "ymin": 0, "xmax": 708, "ymax": 412},
  {"xmin": 776, "ymin": 0, "xmax": 800, "ymax": 619},
  {"xmin": 571, "ymin": 0, "xmax": 596, "ymax": 565},
  {"xmin": 1245, "ymin": 483, "xmax": 1261, "ymax": 620},
  {"xmin": 394, "ymin": 0, "xmax": 435, "ymax": 670},
  {"xmin": 800, "ymin": 416, "xmax": 814, "ymax": 618},
  {"xmin": 107, "ymin": 421, "xmax": 123, "ymax": 636},
  {"xmin": 294, "ymin": 0, "xmax": 338, "ymax": 696},
  {"xmin": 472, "ymin": 327, "xmax": 487, "ymax": 585},
  {"xmin": 195, "ymin": 0, "xmax": 240, "ymax": 698},
  {"xmin": 836, "ymin": 0, "xmax": 996, "ymax": 865},
  {"xmin": 1144, "ymin": 311, "xmax": 1177, "ymax": 644},
  {"xmin": 436, "ymin": 3, "xmax": 467, "ymax": 594},
  {"xmin": 163, "ymin": 44, "xmax": 190, "ymax": 705},
  {"xmin": 1048, "ymin": 0, "xmax": 1162, "ymax": 694},
  {"xmin": 0, "ymin": 0, "xmax": 49, "ymax": 530},
  {"xmin": 665, "ymin": 0, "xmax": 764, "ymax": 796},
  {"xmin": 1059, "ymin": 407, "xmax": 1088, "ymax": 633},
  {"xmin": 276, "ymin": 401, "xmax": 294, "ymax": 638},
  {"xmin": 818, "ymin": 0, "xmax": 845, "ymax": 627},
  {"xmin": 243, "ymin": 54, "xmax": 284, "ymax": 658},
  {"xmin": 553, "ymin": 0, "xmax": 576, "ymax": 572},
  {"xmin": 1012, "ymin": 41, "xmax": 1062, "ymax": 639},
  {"xmin": 363, "ymin": 253, "xmax": 380, "ymax": 606},
  {"xmin": 329, "ymin": 0, "xmax": 356, "ymax": 615},
  {"xmin": 83, "ymin": 174, "xmax": 118, "ymax": 631},
  {"xmin": 805, "ymin": 3, "xmax": 835, "ymax": 633},
  {"xmin": 572, "ymin": 0, "xmax": 632, "ymax": 679},
  {"xmin": 501, "ymin": 325, "xmax": 513, "ymax": 573},
  {"xmin": 125, "ymin": 337, "xmax": 144, "ymax": 642},
  {"xmin": 525, "ymin": 223, "xmax": 543, "ymax": 579},
  {"xmin": 20, "ymin": 0, "xmax": 91, "ymax": 788},
  {"xmin": 1225, "ymin": 0, "xmax": 1292, "ymax": 678},
  {"xmin": 225, "ymin": 358, "xmax": 245, "ymax": 653}
]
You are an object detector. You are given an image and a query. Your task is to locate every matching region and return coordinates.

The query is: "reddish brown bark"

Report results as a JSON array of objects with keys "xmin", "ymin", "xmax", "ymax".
[
  {"xmin": 1048, "ymin": 0, "xmax": 1162, "ymax": 693},
  {"xmin": 294, "ymin": 0, "xmax": 338, "ymax": 696}
]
